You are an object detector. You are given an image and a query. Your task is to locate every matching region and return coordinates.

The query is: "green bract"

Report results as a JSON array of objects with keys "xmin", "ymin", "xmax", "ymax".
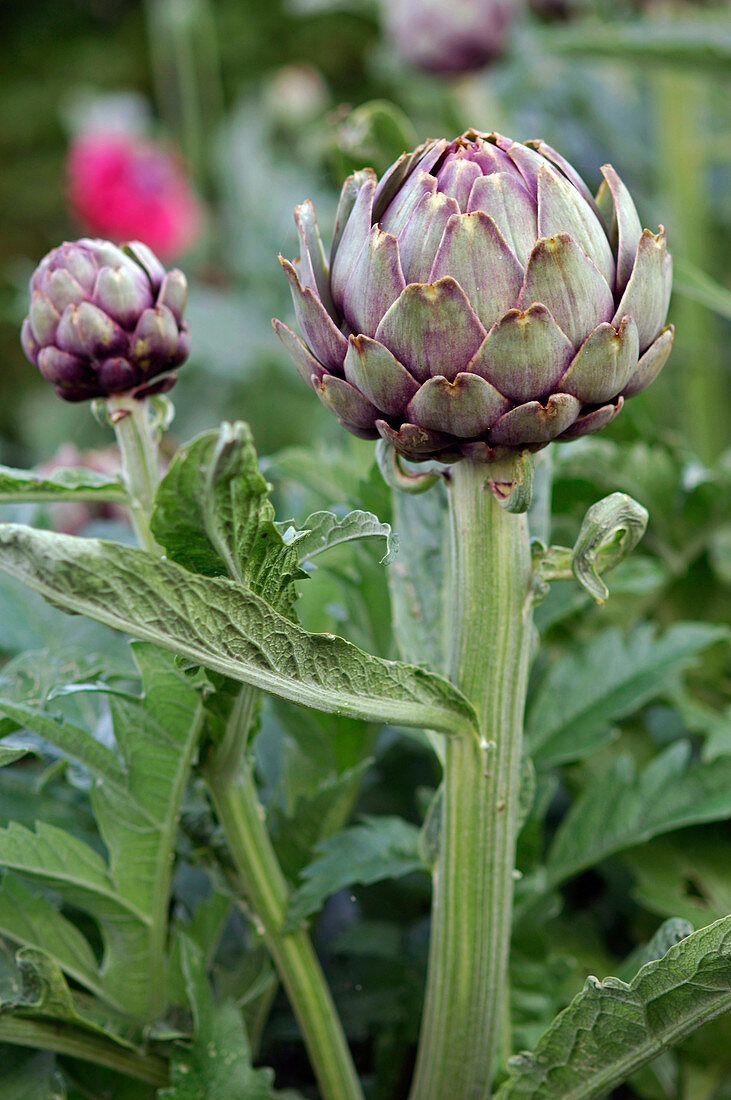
[{"xmin": 275, "ymin": 129, "xmax": 673, "ymax": 463}]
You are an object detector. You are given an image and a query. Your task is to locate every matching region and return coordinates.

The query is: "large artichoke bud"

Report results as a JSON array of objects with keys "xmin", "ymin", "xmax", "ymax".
[
  {"xmin": 380, "ymin": 0, "xmax": 514, "ymax": 73},
  {"xmin": 21, "ymin": 238, "xmax": 190, "ymax": 402},
  {"xmin": 274, "ymin": 130, "xmax": 673, "ymax": 463}
]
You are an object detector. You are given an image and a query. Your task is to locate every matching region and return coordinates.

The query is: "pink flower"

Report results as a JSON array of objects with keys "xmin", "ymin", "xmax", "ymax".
[{"xmin": 67, "ymin": 132, "xmax": 203, "ymax": 260}]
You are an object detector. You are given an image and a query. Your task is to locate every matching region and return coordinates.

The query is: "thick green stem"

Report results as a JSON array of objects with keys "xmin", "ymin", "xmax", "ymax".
[
  {"xmin": 409, "ymin": 459, "xmax": 533, "ymax": 1100},
  {"xmin": 107, "ymin": 395, "xmax": 161, "ymax": 552},
  {"xmin": 204, "ymin": 746, "xmax": 363, "ymax": 1100}
]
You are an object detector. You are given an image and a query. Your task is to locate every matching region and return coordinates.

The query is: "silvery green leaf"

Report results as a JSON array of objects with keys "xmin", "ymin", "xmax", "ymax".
[
  {"xmin": 0, "ymin": 699, "xmax": 126, "ymax": 784},
  {"xmin": 570, "ymin": 492, "xmax": 648, "ymax": 603},
  {"xmin": 496, "ymin": 915, "xmax": 731, "ymax": 1099},
  {"xmin": 0, "ymin": 465, "xmax": 127, "ymax": 504},
  {"xmin": 277, "ymin": 509, "xmax": 396, "ymax": 564},
  {"xmin": 0, "ymin": 874, "xmax": 104, "ymax": 1002},
  {"xmin": 0, "ymin": 524, "xmax": 476, "ymax": 740},
  {"xmin": 0, "ymin": 644, "xmax": 205, "ymax": 1019}
]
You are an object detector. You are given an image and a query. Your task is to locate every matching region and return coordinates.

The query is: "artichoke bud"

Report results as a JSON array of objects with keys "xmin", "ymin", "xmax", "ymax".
[
  {"xmin": 21, "ymin": 238, "xmax": 190, "ymax": 403},
  {"xmin": 274, "ymin": 129, "xmax": 673, "ymax": 464},
  {"xmin": 380, "ymin": 0, "xmax": 515, "ymax": 74}
]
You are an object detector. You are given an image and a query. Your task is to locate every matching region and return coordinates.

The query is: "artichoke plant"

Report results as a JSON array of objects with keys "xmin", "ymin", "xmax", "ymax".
[
  {"xmin": 380, "ymin": 0, "xmax": 514, "ymax": 73},
  {"xmin": 275, "ymin": 129, "xmax": 673, "ymax": 462},
  {"xmin": 21, "ymin": 238, "xmax": 190, "ymax": 402}
]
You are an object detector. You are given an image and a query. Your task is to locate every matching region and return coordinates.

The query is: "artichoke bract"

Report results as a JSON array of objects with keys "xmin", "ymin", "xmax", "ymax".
[
  {"xmin": 274, "ymin": 130, "xmax": 673, "ymax": 463},
  {"xmin": 21, "ymin": 238, "xmax": 190, "ymax": 402}
]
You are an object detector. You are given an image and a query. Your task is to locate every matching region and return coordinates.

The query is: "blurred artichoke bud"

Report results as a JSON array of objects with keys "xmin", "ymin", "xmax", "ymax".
[
  {"xmin": 381, "ymin": 0, "xmax": 516, "ymax": 74},
  {"xmin": 21, "ymin": 238, "xmax": 190, "ymax": 402},
  {"xmin": 263, "ymin": 64, "xmax": 329, "ymax": 129},
  {"xmin": 274, "ymin": 129, "xmax": 673, "ymax": 463}
]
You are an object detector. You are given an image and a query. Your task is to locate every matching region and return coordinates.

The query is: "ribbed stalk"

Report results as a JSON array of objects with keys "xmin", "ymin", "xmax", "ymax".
[
  {"xmin": 409, "ymin": 459, "xmax": 533, "ymax": 1100},
  {"xmin": 108, "ymin": 395, "xmax": 161, "ymax": 552},
  {"xmin": 205, "ymin": 752, "xmax": 364, "ymax": 1100}
]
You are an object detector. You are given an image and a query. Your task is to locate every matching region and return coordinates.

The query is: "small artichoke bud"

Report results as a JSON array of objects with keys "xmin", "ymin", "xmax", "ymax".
[
  {"xmin": 21, "ymin": 238, "xmax": 190, "ymax": 402},
  {"xmin": 380, "ymin": 0, "xmax": 516, "ymax": 74},
  {"xmin": 274, "ymin": 130, "xmax": 673, "ymax": 463}
]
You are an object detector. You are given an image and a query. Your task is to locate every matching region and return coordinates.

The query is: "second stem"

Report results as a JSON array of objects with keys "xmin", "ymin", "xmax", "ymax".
[
  {"xmin": 409, "ymin": 458, "xmax": 533, "ymax": 1100},
  {"xmin": 205, "ymin": 741, "xmax": 363, "ymax": 1100}
]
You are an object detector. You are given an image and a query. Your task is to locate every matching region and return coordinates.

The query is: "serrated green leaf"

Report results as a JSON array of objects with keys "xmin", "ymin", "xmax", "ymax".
[
  {"xmin": 0, "ymin": 874, "xmax": 104, "ymax": 1002},
  {"xmin": 160, "ymin": 936, "xmax": 275, "ymax": 1100},
  {"xmin": 284, "ymin": 815, "xmax": 424, "ymax": 931},
  {"xmin": 278, "ymin": 509, "xmax": 396, "ymax": 565},
  {"xmin": 0, "ymin": 699, "xmax": 126, "ymax": 784},
  {"xmin": 0, "ymin": 820, "xmax": 135, "ymax": 917},
  {"xmin": 388, "ymin": 479, "xmax": 449, "ymax": 677},
  {"xmin": 526, "ymin": 624, "xmax": 726, "ymax": 768},
  {"xmin": 0, "ymin": 524, "xmax": 476, "ymax": 740},
  {"xmin": 150, "ymin": 422, "xmax": 304, "ymax": 616},
  {"xmin": 0, "ymin": 465, "xmax": 127, "ymax": 504},
  {"xmin": 88, "ymin": 645, "xmax": 205, "ymax": 1016},
  {"xmin": 496, "ymin": 915, "xmax": 731, "ymax": 1099},
  {"xmin": 269, "ymin": 758, "xmax": 374, "ymax": 880},
  {"xmin": 0, "ymin": 644, "xmax": 205, "ymax": 1019},
  {"xmin": 546, "ymin": 742, "xmax": 731, "ymax": 888}
]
